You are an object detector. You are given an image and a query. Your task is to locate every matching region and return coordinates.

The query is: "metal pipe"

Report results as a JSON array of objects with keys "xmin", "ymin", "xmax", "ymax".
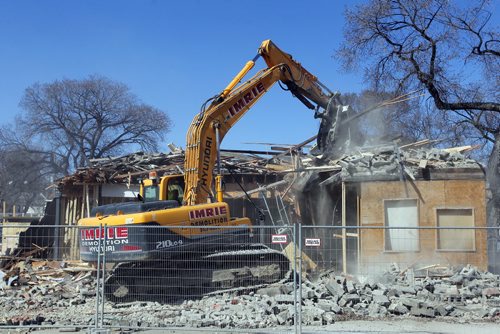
[
  {"xmin": 100, "ymin": 224, "xmax": 107, "ymax": 327},
  {"xmin": 298, "ymin": 223, "xmax": 303, "ymax": 333},
  {"xmin": 94, "ymin": 224, "xmax": 102, "ymax": 328},
  {"xmin": 293, "ymin": 223, "xmax": 298, "ymax": 334}
]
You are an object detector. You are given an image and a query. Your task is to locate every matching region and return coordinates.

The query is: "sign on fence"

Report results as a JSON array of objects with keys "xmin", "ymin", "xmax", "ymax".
[
  {"xmin": 271, "ymin": 234, "xmax": 287, "ymax": 244},
  {"xmin": 305, "ymin": 238, "xmax": 321, "ymax": 247}
]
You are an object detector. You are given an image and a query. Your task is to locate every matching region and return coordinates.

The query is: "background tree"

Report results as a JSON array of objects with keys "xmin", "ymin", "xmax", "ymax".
[
  {"xmin": 0, "ymin": 75, "xmax": 171, "ymax": 212},
  {"xmin": 337, "ymin": 0, "xmax": 499, "ymax": 270},
  {"xmin": 342, "ymin": 90, "xmax": 488, "ymax": 158},
  {"xmin": 0, "ymin": 148, "xmax": 49, "ymax": 214}
]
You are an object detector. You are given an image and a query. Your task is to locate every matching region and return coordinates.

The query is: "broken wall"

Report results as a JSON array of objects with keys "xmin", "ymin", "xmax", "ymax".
[{"xmin": 358, "ymin": 179, "xmax": 487, "ymax": 272}]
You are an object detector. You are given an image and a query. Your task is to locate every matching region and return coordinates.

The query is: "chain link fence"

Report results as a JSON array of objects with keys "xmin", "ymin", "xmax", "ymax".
[{"xmin": 1, "ymin": 224, "xmax": 499, "ymax": 333}]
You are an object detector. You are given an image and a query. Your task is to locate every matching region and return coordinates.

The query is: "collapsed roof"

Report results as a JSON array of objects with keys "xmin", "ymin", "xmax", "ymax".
[{"xmin": 58, "ymin": 139, "xmax": 484, "ymax": 193}]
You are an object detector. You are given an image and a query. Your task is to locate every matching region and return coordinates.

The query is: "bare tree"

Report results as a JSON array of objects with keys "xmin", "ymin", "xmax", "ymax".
[
  {"xmin": 0, "ymin": 75, "xmax": 171, "ymax": 211},
  {"xmin": 337, "ymin": 0, "xmax": 499, "ymax": 270},
  {"xmin": 3, "ymin": 75, "xmax": 171, "ymax": 176},
  {"xmin": 343, "ymin": 90, "xmax": 489, "ymax": 158},
  {"xmin": 0, "ymin": 148, "xmax": 49, "ymax": 213}
]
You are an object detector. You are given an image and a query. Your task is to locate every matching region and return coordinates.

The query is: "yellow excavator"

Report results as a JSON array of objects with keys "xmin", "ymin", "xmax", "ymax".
[{"xmin": 78, "ymin": 40, "xmax": 348, "ymax": 302}]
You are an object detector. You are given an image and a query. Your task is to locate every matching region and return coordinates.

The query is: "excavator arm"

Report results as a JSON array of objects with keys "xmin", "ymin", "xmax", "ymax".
[
  {"xmin": 78, "ymin": 40, "xmax": 351, "ymax": 302},
  {"xmin": 184, "ymin": 40, "xmax": 343, "ymax": 206}
]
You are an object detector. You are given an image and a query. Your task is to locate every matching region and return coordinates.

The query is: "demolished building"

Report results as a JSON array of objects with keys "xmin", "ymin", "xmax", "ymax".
[
  {"xmin": 29, "ymin": 140, "xmax": 487, "ymax": 273},
  {"xmin": 1, "ymin": 142, "xmax": 498, "ymax": 329},
  {"xmin": 296, "ymin": 142, "xmax": 487, "ymax": 274}
]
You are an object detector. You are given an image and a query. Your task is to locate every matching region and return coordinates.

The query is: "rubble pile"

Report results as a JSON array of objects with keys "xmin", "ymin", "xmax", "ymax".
[
  {"xmin": 0, "ymin": 260, "xmax": 96, "ymax": 326},
  {"xmin": 2, "ymin": 263, "xmax": 499, "ymax": 328},
  {"xmin": 135, "ymin": 264, "xmax": 499, "ymax": 328},
  {"xmin": 323, "ymin": 146, "xmax": 480, "ymax": 181}
]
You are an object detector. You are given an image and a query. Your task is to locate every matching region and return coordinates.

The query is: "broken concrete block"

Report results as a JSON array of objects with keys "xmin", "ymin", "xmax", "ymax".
[
  {"xmin": 434, "ymin": 304, "xmax": 448, "ymax": 316},
  {"xmin": 276, "ymin": 309, "xmax": 288, "ymax": 325},
  {"xmin": 301, "ymin": 306, "xmax": 325, "ymax": 325},
  {"xmin": 361, "ymin": 276, "xmax": 377, "ymax": 290},
  {"xmin": 322, "ymin": 311, "xmax": 335, "ymax": 324},
  {"xmin": 330, "ymin": 303, "xmax": 342, "ymax": 314},
  {"xmin": 367, "ymin": 302, "xmax": 381, "ymax": 317},
  {"xmin": 334, "ymin": 276, "xmax": 346, "ymax": 285},
  {"xmin": 395, "ymin": 285, "xmax": 416, "ymax": 295},
  {"xmin": 410, "ymin": 305, "xmax": 436, "ymax": 318},
  {"xmin": 338, "ymin": 296, "xmax": 348, "ymax": 307},
  {"xmin": 387, "ymin": 288, "xmax": 400, "ymax": 298},
  {"xmin": 316, "ymin": 301, "xmax": 336, "ymax": 312},
  {"xmin": 400, "ymin": 297, "xmax": 421, "ymax": 309},
  {"xmin": 388, "ymin": 302, "xmax": 409, "ymax": 315},
  {"xmin": 280, "ymin": 284, "xmax": 294, "ymax": 295},
  {"xmin": 482, "ymin": 287, "xmax": 500, "ymax": 297},
  {"xmin": 449, "ymin": 274, "xmax": 464, "ymax": 285},
  {"xmin": 360, "ymin": 293, "xmax": 373, "ymax": 304},
  {"xmin": 256, "ymin": 287, "xmax": 282, "ymax": 297},
  {"xmin": 344, "ymin": 293, "xmax": 360, "ymax": 304},
  {"xmin": 371, "ymin": 288, "xmax": 387, "ymax": 296},
  {"xmin": 274, "ymin": 294, "xmax": 295, "ymax": 304},
  {"xmin": 372, "ymin": 294, "xmax": 390, "ymax": 307},
  {"xmin": 346, "ymin": 280, "xmax": 356, "ymax": 293},
  {"xmin": 325, "ymin": 280, "xmax": 345, "ymax": 297},
  {"xmin": 488, "ymin": 308, "xmax": 500, "ymax": 317},
  {"xmin": 475, "ymin": 308, "xmax": 491, "ymax": 318},
  {"xmin": 460, "ymin": 265, "xmax": 478, "ymax": 279}
]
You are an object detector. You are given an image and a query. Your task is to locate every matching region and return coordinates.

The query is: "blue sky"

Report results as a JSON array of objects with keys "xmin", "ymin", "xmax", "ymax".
[{"xmin": 0, "ymin": 0, "xmax": 364, "ymax": 152}]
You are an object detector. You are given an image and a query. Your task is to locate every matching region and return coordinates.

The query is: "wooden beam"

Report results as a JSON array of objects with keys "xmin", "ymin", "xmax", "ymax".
[
  {"xmin": 442, "ymin": 145, "xmax": 479, "ymax": 153},
  {"xmin": 231, "ymin": 180, "xmax": 288, "ymax": 199}
]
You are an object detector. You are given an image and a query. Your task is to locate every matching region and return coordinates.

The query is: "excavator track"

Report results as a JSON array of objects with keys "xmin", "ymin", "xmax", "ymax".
[{"xmin": 104, "ymin": 244, "xmax": 291, "ymax": 303}]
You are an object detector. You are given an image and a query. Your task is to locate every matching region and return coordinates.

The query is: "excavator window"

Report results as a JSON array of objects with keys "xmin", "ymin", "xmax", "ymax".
[
  {"xmin": 167, "ymin": 178, "xmax": 184, "ymax": 204},
  {"xmin": 143, "ymin": 185, "xmax": 159, "ymax": 202}
]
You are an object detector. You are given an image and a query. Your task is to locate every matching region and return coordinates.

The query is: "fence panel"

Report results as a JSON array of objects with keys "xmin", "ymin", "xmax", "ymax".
[
  {"xmin": 0, "ymin": 224, "xmax": 95, "ymax": 329},
  {"xmin": 1, "ymin": 224, "xmax": 499, "ymax": 332},
  {"xmin": 93, "ymin": 224, "xmax": 298, "ymax": 332},
  {"xmin": 299, "ymin": 225, "xmax": 499, "ymax": 321}
]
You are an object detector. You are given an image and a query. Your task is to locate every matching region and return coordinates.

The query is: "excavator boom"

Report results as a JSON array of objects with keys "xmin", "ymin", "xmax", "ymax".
[{"xmin": 184, "ymin": 39, "xmax": 337, "ymax": 206}]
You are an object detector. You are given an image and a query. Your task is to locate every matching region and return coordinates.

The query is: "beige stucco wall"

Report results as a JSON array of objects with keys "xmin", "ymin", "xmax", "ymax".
[{"xmin": 358, "ymin": 180, "xmax": 487, "ymax": 271}]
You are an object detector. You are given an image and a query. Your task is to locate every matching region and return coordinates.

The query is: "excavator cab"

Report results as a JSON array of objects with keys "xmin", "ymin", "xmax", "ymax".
[{"xmin": 141, "ymin": 172, "xmax": 185, "ymax": 204}]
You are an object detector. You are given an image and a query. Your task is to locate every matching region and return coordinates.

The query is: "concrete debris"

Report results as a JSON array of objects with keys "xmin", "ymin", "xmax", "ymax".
[
  {"xmin": 0, "ymin": 260, "xmax": 96, "ymax": 326},
  {"xmin": 1, "ymin": 263, "xmax": 499, "ymax": 328},
  {"xmin": 57, "ymin": 139, "xmax": 483, "ymax": 193},
  {"xmin": 320, "ymin": 146, "xmax": 481, "ymax": 182}
]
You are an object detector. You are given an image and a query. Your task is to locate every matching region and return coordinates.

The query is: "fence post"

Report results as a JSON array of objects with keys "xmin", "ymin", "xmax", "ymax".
[
  {"xmin": 293, "ymin": 223, "xmax": 298, "ymax": 334},
  {"xmin": 94, "ymin": 223, "xmax": 108, "ymax": 331},
  {"xmin": 53, "ymin": 194, "xmax": 61, "ymax": 260},
  {"xmin": 100, "ymin": 225, "xmax": 107, "ymax": 328},
  {"xmin": 298, "ymin": 223, "xmax": 303, "ymax": 333},
  {"xmin": 94, "ymin": 224, "xmax": 101, "ymax": 329}
]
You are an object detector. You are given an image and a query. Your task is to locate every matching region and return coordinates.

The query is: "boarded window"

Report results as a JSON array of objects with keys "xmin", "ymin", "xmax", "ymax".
[
  {"xmin": 384, "ymin": 199, "xmax": 419, "ymax": 252},
  {"xmin": 437, "ymin": 208, "xmax": 475, "ymax": 251}
]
